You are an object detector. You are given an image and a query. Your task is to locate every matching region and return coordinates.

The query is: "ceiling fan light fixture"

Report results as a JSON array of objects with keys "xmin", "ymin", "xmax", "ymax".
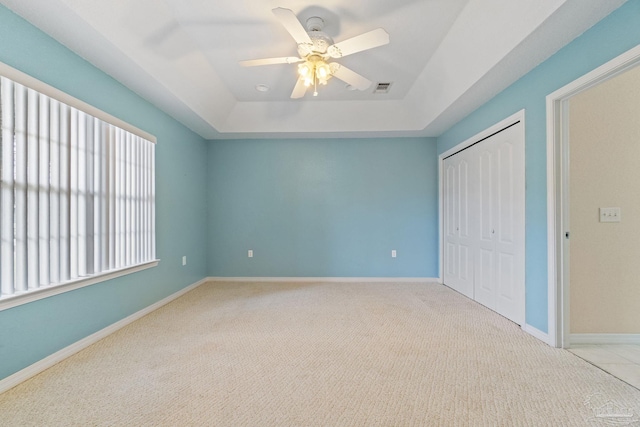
[
  {"xmin": 298, "ymin": 62, "xmax": 311, "ymax": 78},
  {"xmin": 297, "ymin": 58, "xmax": 333, "ymax": 92},
  {"xmin": 317, "ymin": 63, "xmax": 330, "ymax": 79}
]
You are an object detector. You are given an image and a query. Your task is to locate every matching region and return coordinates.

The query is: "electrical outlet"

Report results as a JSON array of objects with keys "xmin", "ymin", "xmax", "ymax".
[
  {"xmin": 248, "ymin": 249, "xmax": 253, "ymax": 258},
  {"xmin": 391, "ymin": 250, "xmax": 397, "ymax": 258},
  {"xmin": 182, "ymin": 256, "xmax": 187, "ymax": 266}
]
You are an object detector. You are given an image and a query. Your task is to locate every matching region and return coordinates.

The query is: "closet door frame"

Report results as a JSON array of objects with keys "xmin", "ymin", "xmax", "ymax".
[{"xmin": 438, "ymin": 109, "xmax": 526, "ymax": 325}]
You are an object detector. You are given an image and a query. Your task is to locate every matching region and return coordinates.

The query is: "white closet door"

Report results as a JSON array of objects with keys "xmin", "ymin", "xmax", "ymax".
[
  {"xmin": 474, "ymin": 123, "xmax": 525, "ymax": 325},
  {"xmin": 443, "ymin": 121, "xmax": 525, "ymax": 325},
  {"xmin": 475, "ymin": 146, "xmax": 496, "ymax": 309},
  {"xmin": 443, "ymin": 151, "xmax": 476, "ymax": 298}
]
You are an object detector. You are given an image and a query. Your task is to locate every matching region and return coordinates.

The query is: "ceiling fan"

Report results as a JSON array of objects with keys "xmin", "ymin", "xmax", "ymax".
[{"xmin": 240, "ymin": 8, "xmax": 390, "ymax": 98}]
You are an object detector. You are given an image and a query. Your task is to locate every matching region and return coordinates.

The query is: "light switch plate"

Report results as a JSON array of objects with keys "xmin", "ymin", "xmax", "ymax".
[{"xmin": 599, "ymin": 207, "xmax": 621, "ymax": 223}]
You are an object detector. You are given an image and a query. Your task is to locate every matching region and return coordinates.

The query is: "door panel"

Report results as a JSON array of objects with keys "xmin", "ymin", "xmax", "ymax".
[
  {"xmin": 497, "ymin": 142, "xmax": 514, "ymax": 243},
  {"xmin": 459, "ymin": 160, "xmax": 470, "ymax": 238},
  {"xmin": 446, "ymin": 242, "xmax": 456, "ymax": 275},
  {"xmin": 475, "ymin": 146, "xmax": 495, "ymax": 307},
  {"xmin": 443, "ymin": 153, "xmax": 475, "ymax": 298},
  {"xmin": 479, "ymin": 149, "xmax": 493, "ymax": 242},
  {"xmin": 493, "ymin": 126, "xmax": 525, "ymax": 325},
  {"xmin": 459, "ymin": 244, "xmax": 469, "ymax": 281},
  {"xmin": 443, "ymin": 121, "xmax": 524, "ymax": 325},
  {"xmin": 498, "ymin": 253, "xmax": 515, "ymax": 299},
  {"xmin": 478, "ymin": 124, "xmax": 524, "ymax": 324},
  {"xmin": 476, "ymin": 249, "xmax": 493, "ymax": 308}
]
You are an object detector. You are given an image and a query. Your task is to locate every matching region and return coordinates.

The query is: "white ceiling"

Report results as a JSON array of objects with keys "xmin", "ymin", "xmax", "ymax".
[{"xmin": 0, "ymin": 0, "xmax": 626, "ymax": 139}]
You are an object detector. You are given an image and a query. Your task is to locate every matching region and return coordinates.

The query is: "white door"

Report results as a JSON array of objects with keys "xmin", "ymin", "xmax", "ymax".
[
  {"xmin": 442, "ymin": 121, "xmax": 525, "ymax": 325},
  {"xmin": 475, "ymin": 146, "xmax": 496, "ymax": 308},
  {"xmin": 474, "ymin": 124, "xmax": 525, "ymax": 325},
  {"xmin": 443, "ymin": 151, "xmax": 475, "ymax": 298}
]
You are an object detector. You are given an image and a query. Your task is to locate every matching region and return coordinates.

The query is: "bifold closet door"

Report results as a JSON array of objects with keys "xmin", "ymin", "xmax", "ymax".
[
  {"xmin": 443, "ymin": 122, "xmax": 524, "ymax": 325},
  {"xmin": 474, "ymin": 123, "xmax": 525, "ymax": 325},
  {"xmin": 443, "ymin": 150, "xmax": 477, "ymax": 298}
]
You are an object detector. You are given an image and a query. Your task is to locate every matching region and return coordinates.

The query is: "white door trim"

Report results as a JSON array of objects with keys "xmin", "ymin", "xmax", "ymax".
[
  {"xmin": 546, "ymin": 43, "xmax": 640, "ymax": 348},
  {"xmin": 439, "ymin": 109, "xmax": 526, "ymax": 324}
]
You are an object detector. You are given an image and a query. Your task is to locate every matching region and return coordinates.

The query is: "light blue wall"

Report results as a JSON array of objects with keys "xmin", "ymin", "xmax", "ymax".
[
  {"xmin": 0, "ymin": 6, "xmax": 209, "ymax": 381},
  {"xmin": 207, "ymin": 138, "xmax": 439, "ymax": 277},
  {"xmin": 2, "ymin": 0, "xmax": 637, "ymax": 385},
  {"xmin": 437, "ymin": 1, "xmax": 640, "ymax": 332}
]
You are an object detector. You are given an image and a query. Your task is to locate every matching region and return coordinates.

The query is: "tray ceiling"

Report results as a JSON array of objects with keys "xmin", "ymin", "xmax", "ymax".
[{"xmin": 0, "ymin": 0, "xmax": 626, "ymax": 139}]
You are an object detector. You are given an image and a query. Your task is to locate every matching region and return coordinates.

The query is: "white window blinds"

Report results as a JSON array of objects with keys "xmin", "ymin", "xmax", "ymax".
[{"xmin": 0, "ymin": 75, "xmax": 156, "ymax": 302}]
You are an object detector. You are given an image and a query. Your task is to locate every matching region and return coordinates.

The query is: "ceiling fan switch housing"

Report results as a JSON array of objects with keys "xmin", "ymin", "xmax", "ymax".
[{"xmin": 306, "ymin": 17, "xmax": 325, "ymax": 32}]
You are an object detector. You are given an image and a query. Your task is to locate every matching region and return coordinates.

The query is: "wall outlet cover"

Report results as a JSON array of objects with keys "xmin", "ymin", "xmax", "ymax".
[{"xmin": 599, "ymin": 207, "xmax": 621, "ymax": 223}]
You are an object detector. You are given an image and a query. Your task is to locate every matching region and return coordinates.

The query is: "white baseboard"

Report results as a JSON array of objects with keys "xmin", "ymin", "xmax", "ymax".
[
  {"xmin": 523, "ymin": 323, "xmax": 552, "ymax": 345},
  {"xmin": 570, "ymin": 334, "xmax": 640, "ymax": 345},
  {"xmin": 0, "ymin": 278, "xmax": 208, "ymax": 395},
  {"xmin": 207, "ymin": 277, "xmax": 440, "ymax": 283}
]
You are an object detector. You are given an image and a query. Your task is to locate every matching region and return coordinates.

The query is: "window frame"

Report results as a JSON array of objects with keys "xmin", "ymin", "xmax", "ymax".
[{"xmin": 0, "ymin": 62, "xmax": 159, "ymax": 312}]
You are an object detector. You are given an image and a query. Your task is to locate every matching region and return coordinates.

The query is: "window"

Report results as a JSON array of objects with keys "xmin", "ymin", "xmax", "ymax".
[{"xmin": 0, "ymin": 64, "xmax": 157, "ymax": 310}]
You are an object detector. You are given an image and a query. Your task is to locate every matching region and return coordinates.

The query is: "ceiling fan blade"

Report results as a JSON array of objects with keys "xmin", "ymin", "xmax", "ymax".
[
  {"xmin": 328, "ymin": 28, "xmax": 390, "ymax": 58},
  {"xmin": 330, "ymin": 64, "xmax": 372, "ymax": 91},
  {"xmin": 239, "ymin": 57, "xmax": 302, "ymax": 67},
  {"xmin": 272, "ymin": 8, "xmax": 312, "ymax": 45},
  {"xmin": 291, "ymin": 78, "xmax": 308, "ymax": 99}
]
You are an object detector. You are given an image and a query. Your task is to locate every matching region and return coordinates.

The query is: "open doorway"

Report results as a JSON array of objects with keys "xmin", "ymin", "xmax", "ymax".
[{"xmin": 547, "ymin": 45, "xmax": 640, "ymax": 389}]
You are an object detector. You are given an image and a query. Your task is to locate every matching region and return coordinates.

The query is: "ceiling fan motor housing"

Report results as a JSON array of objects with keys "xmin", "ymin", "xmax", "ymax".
[{"xmin": 297, "ymin": 16, "xmax": 334, "ymax": 58}]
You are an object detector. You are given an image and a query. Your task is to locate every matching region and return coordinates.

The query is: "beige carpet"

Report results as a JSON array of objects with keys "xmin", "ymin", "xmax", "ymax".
[{"xmin": 1, "ymin": 281, "xmax": 639, "ymax": 426}]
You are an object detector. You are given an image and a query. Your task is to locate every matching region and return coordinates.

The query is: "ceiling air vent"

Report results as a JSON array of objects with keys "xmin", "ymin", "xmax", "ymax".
[{"xmin": 373, "ymin": 82, "xmax": 392, "ymax": 94}]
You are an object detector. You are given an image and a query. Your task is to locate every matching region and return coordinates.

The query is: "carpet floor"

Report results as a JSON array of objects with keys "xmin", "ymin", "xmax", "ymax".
[{"xmin": 1, "ymin": 281, "xmax": 639, "ymax": 426}]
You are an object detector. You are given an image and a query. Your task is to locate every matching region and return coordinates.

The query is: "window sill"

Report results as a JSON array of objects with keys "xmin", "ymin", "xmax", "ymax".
[{"xmin": 0, "ymin": 260, "xmax": 160, "ymax": 312}]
